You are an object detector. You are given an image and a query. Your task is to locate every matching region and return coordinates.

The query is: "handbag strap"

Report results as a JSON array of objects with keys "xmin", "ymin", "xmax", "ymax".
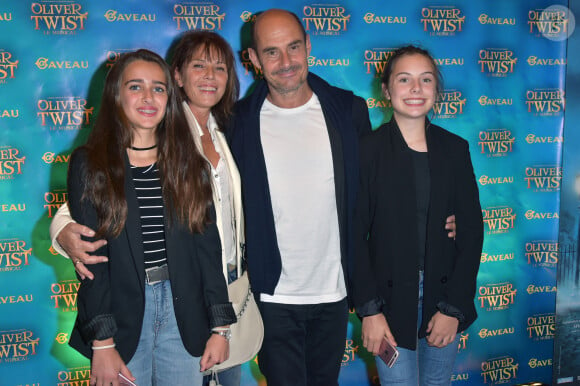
[{"xmin": 236, "ymin": 284, "xmax": 253, "ymax": 319}]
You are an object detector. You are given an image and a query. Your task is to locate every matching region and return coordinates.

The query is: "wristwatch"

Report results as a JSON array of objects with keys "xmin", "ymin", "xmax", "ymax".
[{"xmin": 212, "ymin": 329, "xmax": 231, "ymax": 341}]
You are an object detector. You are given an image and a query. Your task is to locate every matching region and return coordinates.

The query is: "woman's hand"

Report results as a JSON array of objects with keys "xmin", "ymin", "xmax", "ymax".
[
  {"xmin": 90, "ymin": 341, "xmax": 132, "ymax": 386},
  {"xmin": 426, "ymin": 311, "xmax": 459, "ymax": 348},
  {"xmin": 361, "ymin": 313, "xmax": 397, "ymax": 355},
  {"xmin": 58, "ymin": 222, "xmax": 108, "ymax": 280},
  {"xmin": 200, "ymin": 333, "xmax": 230, "ymax": 372}
]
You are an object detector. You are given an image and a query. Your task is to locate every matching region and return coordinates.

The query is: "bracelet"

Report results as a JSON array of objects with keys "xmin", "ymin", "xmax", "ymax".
[
  {"xmin": 211, "ymin": 329, "xmax": 231, "ymax": 341},
  {"xmin": 211, "ymin": 327, "xmax": 230, "ymax": 332},
  {"xmin": 91, "ymin": 343, "xmax": 116, "ymax": 350}
]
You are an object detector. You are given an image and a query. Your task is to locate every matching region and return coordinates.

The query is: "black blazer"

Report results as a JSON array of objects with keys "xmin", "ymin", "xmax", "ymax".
[
  {"xmin": 352, "ymin": 119, "xmax": 483, "ymax": 350},
  {"xmin": 67, "ymin": 149, "xmax": 234, "ymax": 361}
]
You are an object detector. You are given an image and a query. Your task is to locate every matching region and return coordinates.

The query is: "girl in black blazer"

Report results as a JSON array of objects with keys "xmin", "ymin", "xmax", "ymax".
[
  {"xmin": 67, "ymin": 49, "xmax": 235, "ymax": 385},
  {"xmin": 353, "ymin": 46, "xmax": 483, "ymax": 385}
]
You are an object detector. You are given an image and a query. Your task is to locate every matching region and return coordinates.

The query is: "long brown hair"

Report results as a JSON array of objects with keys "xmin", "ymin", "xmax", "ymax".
[
  {"xmin": 170, "ymin": 30, "xmax": 239, "ymax": 130},
  {"xmin": 78, "ymin": 49, "xmax": 212, "ymax": 237}
]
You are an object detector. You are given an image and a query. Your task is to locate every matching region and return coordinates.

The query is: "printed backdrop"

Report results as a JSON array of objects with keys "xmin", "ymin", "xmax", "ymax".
[{"xmin": 0, "ymin": 1, "xmax": 572, "ymax": 385}]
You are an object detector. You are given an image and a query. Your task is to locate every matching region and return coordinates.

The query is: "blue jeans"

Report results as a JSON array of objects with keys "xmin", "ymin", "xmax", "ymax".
[
  {"xmin": 127, "ymin": 280, "xmax": 203, "ymax": 386},
  {"xmin": 376, "ymin": 271, "xmax": 459, "ymax": 385}
]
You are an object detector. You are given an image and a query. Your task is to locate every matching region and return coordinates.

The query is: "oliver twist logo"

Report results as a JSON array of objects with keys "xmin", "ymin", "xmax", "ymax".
[
  {"xmin": 37, "ymin": 97, "xmax": 94, "ymax": 130},
  {"xmin": 478, "ymin": 282, "xmax": 516, "ymax": 311},
  {"xmin": 364, "ymin": 48, "xmax": 394, "ymax": 77},
  {"xmin": 30, "ymin": 2, "xmax": 87, "ymax": 34},
  {"xmin": 341, "ymin": 339, "xmax": 358, "ymax": 366},
  {"xmin": 45, "ymin": 189, "xmax": 67, "ymax": 218},
  {"xmin": 35, "ymin": 56, "xmax": 88, "ymax": 70},
  {"xmin": 0, "ymin": 50, "xmax": 18, "ymax": 83},
  {"xmin": 526, "ymin": 88, "xmax": 565, "ymax": 116},
  {"xmin": 363, "ymin": 12, "xmax": 406, "ymax": 25},
  {"xmin": 528, "ymin": 7, "xmax": 572, "ymax": 40},
  {"xmin": 524, "ymin": 165, "xmax": 562, "ymax": 192},
  {"xmin": 457, "ymin": 333, "xmax": 468, "ymax": 351},
  {"xmin": 527, "ymin": 313, "xmax": 555, "ymax": 340},
  {"xmin": 482, "ymin": 206, "xmax": 516, "ymax": 234},
  {"xmin": 173, "ymin": 3, "xmax": 224, "ymax": 30},
  {"xmin": 433, "ymin": 90, "xmax": 465, "ymax": 119},
  {"xmin": 421, "ymin": 6, "xmax": 465, "ymax": 36},
  {"xmin": 302, "ymin": 4, "xmax": 350, "ymax": 36},
  {"xmin": 58, "ymin": 366, "xmax": 91, "ymax": 385},
  {"xmin": 525, "ymin": 241, "xmax": 558, "ymax": 267},
  {"xmin": 105, "ymin": 50, "xmax": 133, "ymax": 69},
  {"xmin": 239, "ymin": 49, "xmax": 262, "ymax": 77},
  {"xmin": 478, "ymin": 129, "xmax": 514, "ymax": 157},
  {"xmin": 51, "ymin": 279, "xmax": 79, "ymax": 312},
  {"xmin": 478, "ymin": 48, "xmax": 517, "ymax": 77},
  {"xmin": 104, "ymin": 9, "xmax": 156, "ymax": 22},
  {"xmin": 481, "ymin": 356, "xmax": 518, "ymax": 384},
  {"xmin": 480, "ymin": 251, "xmax": 514, "ymax": 264},
  {"xmin": 0, "ymin": 239, "xmax": 31, "ymax": 272},
  {"xmin": 0, "ymin": 329, "xmax": 39, "ymax": 363},
  {"xmin": 0, "ymin": 146, "xmax": 25, "ymax": 180}
]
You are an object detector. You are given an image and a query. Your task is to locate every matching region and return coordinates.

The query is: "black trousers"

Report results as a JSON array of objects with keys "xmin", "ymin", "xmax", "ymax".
[{"xmin": 257, "ymin": 297, "xmax": 349, "ymax": 386}]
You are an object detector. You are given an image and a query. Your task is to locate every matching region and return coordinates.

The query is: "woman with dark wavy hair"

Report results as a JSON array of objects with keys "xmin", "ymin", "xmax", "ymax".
[
  {"xmin": 171, "ymin": 29, "xmax": 246, "ymax": 386},
  {"xmin": 66, "ymin": 48, "xmax": 235, "ymax": 385}
]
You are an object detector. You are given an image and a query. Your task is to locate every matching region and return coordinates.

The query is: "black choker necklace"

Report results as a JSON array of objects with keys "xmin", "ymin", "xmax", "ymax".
[{"xmin": 130, "ymin": 144, "xmax": 157, "ymax": 151}]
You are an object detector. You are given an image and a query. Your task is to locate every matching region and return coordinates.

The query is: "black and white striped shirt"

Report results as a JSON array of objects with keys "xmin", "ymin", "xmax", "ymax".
[{"xmin": 130, "ymin": 163, "xmax": 167, "ymax": 269}]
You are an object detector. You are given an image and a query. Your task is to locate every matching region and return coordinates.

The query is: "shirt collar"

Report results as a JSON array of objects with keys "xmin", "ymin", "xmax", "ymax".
[{"xmin": 182, "ymin": 100, "xmax": 219, "ymax": 138}]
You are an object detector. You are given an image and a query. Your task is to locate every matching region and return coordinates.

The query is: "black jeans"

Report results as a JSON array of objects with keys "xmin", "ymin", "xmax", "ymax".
[{"xmin": 257, "ymin": 298, "xmax": 349, "ymax": 386}]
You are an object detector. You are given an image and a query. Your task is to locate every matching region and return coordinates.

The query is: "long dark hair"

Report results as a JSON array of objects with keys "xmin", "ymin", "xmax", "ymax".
[
  {"xmin": 171, "ymin": 30, "xmax": 239, "ymax": 130},
  {"xmin": 79, "ymin": 49, "xmax": 212, "ymax": 237}
]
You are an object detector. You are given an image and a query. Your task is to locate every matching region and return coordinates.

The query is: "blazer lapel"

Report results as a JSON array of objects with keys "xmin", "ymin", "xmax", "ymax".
[
  {"xmin": 216, "ymin": 130, "xmax": 245, "ymax": 276},
  {"xmin": 122, "ymin": 153, "xmax": 146, "ymax": 289}
]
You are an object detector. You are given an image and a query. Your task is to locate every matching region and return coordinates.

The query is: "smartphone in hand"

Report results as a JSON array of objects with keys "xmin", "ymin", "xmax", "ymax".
[
  {"xmin": 377, "ymin": 337, "xmax": 399, "ymax": 368},
  {"xmin": 118, "ymin": 373, "xmax": 137, "ymax": 386}
]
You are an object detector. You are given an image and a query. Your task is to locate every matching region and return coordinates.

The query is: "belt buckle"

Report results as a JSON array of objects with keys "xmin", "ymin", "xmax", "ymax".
[{"xmin": 145, "ymin": 264, "xmax": 168, "ymax": 285}]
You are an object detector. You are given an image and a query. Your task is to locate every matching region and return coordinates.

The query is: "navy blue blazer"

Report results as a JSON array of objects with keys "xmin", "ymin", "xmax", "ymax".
[
  {"xmin": 67, "ymin": 148, "xmax": 235, "ymax": 361},
  {"xmin": 353, "ymin": 119, "xmax": 483, "ymax": 350},
  {"xmin": 227, "ymin": 72, "xmax": 372, "ymax": 298}
]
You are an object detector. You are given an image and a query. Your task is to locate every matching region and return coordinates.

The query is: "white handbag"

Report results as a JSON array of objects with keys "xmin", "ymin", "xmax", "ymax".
[{"xmin": 208, "ymin": 270, "xmax": 264, "ymax": 373}]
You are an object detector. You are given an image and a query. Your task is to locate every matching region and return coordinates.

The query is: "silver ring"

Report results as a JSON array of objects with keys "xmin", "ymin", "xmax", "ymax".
[{"xmin": 74, "ymin": 260, "xmax": 81, "ymax": 265}]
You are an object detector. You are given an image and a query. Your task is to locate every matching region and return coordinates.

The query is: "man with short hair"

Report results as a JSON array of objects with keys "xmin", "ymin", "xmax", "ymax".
[{"xmin": 227, "ymin": 9, "xmax": 371, "ymax": 385}]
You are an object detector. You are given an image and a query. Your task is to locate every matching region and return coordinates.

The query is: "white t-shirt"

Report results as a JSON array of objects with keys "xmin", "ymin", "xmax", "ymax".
[{"xmin": 259, "ymin": 94, "xmax": 347, "ymax": 305}]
